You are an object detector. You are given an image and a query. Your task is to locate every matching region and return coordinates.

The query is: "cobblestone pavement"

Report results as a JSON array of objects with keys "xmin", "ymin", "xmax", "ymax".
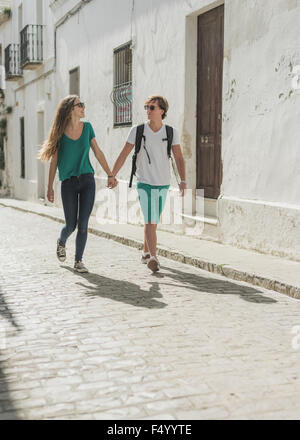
[{"xmin": 0, "ymin": 205, "xmax": 299, "ymax": 420}]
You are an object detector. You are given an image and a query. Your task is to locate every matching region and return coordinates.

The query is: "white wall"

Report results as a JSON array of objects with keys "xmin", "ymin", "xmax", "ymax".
[
  {"xmin": 219, "ymin": 0, "xmax": 300, "ymax": 259},
  {"xmin": 4, "ymin": 0, "xmax": 56, "ymax": 200},
  {"xmin": 222, "ymin": 0, "xmax": 300, "ymax": 206}
]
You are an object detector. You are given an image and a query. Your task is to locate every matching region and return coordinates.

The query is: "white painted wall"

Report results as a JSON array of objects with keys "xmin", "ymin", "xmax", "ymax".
[
  {"xmin": 219, "ymin": 0, "xmax": 300, "ymax": 259},
  {"xmin": 222, "ymin": 0, "xmax": 300, "ymax": 205},
  {"xmin": 3, "ymin": 0, "xmax": 56, "ymax": 201}
]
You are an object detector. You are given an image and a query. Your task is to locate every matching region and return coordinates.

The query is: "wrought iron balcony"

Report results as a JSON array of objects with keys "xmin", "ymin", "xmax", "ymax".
[
  {"xmin": 5, "ymin": 44, "xmax": 23, "ymax": 80},
  {"xmin": 20, "ymin": 24, "xmax": 44, "ymax": 69}
]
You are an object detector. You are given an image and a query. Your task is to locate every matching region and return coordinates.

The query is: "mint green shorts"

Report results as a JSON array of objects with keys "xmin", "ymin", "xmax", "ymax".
[{"xmin": 137, "ymin": 182, "xmax": 170, "ymax": 224}]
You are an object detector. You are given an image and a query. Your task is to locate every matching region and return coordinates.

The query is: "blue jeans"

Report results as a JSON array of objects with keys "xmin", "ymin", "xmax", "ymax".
[{"xmin": 59, "ymin": 173, "xmax": 95, "ymax": 261}]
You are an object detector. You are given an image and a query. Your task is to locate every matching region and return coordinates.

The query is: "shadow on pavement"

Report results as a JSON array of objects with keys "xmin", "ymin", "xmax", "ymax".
[
  {"xmin": 0, "ymin": 286, "xmax": 21, "ymax": 420},
  {"xmin": 160, "ymin": 265, "xmax": 278, "ymax": 304},
  {"xmin": 0, "ymin": 286, "xmax": 22, "ymax": 331},
  {"xmin": 0, "ymin": 361, "xmax": 20, "ymax": 420},
  {"xmin": 62, "ymin": 266, "xmax": 168, "ymax": 309}
]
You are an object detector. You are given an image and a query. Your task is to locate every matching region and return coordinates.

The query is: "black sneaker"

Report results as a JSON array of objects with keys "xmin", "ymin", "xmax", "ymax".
[{"xmin": 56, "ymin": 239, "xmax": 66, "ymax": 262}]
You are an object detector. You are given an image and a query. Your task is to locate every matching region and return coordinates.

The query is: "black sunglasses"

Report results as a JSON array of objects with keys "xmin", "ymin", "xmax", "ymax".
[
  {"xmin": 74, "ymin": 102, "xmax": 85, "ymax": 108},
  {"xmin": 144, "ymin": 104, "xmax": 158, "ymax": 111}
]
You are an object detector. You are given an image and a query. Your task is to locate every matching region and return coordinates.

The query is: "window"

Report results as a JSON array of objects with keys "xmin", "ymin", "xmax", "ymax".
[
  {"xmin": 20, "ymin": 117, "xmax": 25, "ymax": 178},
  {"xmin": 112, "ymin": 42, "xmax": 132, "ymax": 127},
  {"xmin": 69, "ymin": 67, "xmax": 80, "ymax": 96}
]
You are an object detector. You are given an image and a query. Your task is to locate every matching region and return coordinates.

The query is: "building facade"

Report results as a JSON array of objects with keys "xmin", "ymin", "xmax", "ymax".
[{"xmin": 1, "ymin": 0, "xmax": 300, "ymax": 261}]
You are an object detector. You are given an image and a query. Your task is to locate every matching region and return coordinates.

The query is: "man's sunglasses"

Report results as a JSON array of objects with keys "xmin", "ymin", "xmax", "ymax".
[
  {"xmin": 144, "ymin": 105, "xmax": 158, "ymax": 111},
  {"xmin": 74, "ymin": 102, "xmax": 85, "ymax": 108}
]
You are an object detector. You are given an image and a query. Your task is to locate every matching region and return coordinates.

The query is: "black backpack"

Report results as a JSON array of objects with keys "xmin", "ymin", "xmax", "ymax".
[{"xmin": 129, "ymin": 124, "xmax": 174, "ymax": 187}]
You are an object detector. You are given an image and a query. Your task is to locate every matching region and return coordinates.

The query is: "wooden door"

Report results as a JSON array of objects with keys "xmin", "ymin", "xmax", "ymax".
[{"xmin": 197, "ymin": 5, "xmax": 224, "ymax": 199}]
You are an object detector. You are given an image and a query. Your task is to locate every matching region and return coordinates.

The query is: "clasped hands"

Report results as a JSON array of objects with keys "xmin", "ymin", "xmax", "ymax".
[{"xmin": 107, "ymin": 175, "xmax": 118, "ymax": 189}]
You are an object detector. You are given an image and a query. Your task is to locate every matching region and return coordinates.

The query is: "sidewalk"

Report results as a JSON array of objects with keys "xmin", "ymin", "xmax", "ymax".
[{"xmin": 1, "ymin": 197, "xmax": 300, "ymax": 300}]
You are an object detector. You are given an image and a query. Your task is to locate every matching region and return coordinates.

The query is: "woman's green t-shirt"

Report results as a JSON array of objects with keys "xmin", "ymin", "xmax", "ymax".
[{"xmin": 57, "ymin": 121, "xmax": 95, "ymax": 181}]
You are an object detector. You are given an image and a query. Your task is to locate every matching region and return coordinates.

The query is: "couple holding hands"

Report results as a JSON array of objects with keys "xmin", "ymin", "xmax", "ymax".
[{"xmin": 39, "ymin": 94, "xmax": 186, "ymax": 274}]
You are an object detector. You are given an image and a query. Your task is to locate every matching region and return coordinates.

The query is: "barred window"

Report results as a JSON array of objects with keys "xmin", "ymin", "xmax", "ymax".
[{"xmin": 112, "ymin": 42, "xmax": 132, "ymax": 127}]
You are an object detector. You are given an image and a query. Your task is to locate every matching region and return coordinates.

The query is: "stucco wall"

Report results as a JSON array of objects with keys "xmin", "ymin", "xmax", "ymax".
[
  {"xmin": 222, "ymin": 0, "xmax": 300, "ymax": 205},
  {"xmin": 219, "ymin": 0, "xmax": 300, "ymax": 259},
  {"xmin": 5, "ymin": 0, "xmax": 56, "ymax": 200}
]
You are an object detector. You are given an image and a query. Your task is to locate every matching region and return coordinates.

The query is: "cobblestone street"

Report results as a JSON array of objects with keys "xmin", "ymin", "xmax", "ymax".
[{"xmin": 0, "ymin": 205, "xmax": 299, "ymax": 420}]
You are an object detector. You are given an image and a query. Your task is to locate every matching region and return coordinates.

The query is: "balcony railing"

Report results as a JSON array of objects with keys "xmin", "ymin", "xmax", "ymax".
[
  {"xmin": 20, "ymin": 24, "xmax": 44, "ymax": 69},
  {"xmin": 5, "ymin": 44, "xmax": 23, "ymax": 80}
]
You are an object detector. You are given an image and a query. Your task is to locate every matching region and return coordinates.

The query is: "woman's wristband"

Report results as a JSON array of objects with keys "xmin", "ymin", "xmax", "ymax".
[
  {"xmin": 180, "ymin": 180, "xmax": 186, "ymax": 184},
  {"xmin": 107, "ymin": 175, "xmax": 114, "ymax": 178}
]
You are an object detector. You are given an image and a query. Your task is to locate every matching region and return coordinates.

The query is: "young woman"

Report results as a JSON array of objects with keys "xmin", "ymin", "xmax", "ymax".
[
  {"xmin": 111, "ymin": 95, "xmax": 186, "ymax": 272},
  {"xmin": 39, "ymin": 95, "xmax": 117, "ymax": 273}
]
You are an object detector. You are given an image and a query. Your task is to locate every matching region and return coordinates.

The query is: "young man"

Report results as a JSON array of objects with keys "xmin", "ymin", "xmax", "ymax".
[{"xmin": 111, "ymin": 95, "xmax": 186, "ymax": 272}]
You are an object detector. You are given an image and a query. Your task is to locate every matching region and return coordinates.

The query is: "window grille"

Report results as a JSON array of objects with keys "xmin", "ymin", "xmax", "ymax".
[{"xmin": 111, "ymin": 42, "xmax": 132, "ymax": 127}]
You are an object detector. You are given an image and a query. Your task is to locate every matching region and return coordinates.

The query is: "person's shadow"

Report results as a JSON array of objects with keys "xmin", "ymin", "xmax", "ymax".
[
  {"xmin": 0, "ymin": 287, "xmax": 22, "ymax": 331},
  {"xmin": 0, "ymin": 286, "xmax": 22, "ymax": 419},
  {"xmin": 159, "ymin": 265, "xmax": 278, "ymax": 304},
  {"xmin": 62, "ymin": 266, "xmax": 167, "ymax": 309}
]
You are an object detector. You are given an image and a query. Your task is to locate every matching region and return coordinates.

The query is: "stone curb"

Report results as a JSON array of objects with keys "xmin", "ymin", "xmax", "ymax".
[{"xmin": 1, "ymin": 200, "xmax": 299, "ymax": 300}]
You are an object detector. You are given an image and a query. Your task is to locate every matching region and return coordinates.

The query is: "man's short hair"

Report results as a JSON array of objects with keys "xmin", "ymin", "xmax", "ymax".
[{"xmin": 145, "ymin": 95, "xmax": 169, "ymax": 120}]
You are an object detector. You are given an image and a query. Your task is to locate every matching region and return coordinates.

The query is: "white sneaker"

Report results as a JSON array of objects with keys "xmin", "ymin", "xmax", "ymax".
[
  {"xmin": 147, "ymin": 256, "xmax": 160, "ymax": 272},
  {"xmin": 141, "ymin": 252, "xmax": 150, "ymax": 264},
  {"xmin": 74, "ymin": 261, "xmax": 89, "ymax": 273}
]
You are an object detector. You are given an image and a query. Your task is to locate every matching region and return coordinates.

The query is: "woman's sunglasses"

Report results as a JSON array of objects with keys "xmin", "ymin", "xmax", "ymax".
[
  {"xmin": 74, "ymin": 102, "xmax": 85, "ymax": 108},
  {"xmin": 144, "ymin": 105, "xmax": 158, "ymax": 111}
]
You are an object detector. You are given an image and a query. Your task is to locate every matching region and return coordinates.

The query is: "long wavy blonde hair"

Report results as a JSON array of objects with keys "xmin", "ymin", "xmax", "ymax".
[{"xmin": 38, "ymin": 95, "xmax": 78, "ymax": 162}]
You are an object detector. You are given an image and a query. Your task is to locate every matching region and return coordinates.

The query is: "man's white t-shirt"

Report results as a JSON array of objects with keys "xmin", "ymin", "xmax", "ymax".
[{"xmin": 126, "ymin": 123, "xmax": 180, "ymax": 186}]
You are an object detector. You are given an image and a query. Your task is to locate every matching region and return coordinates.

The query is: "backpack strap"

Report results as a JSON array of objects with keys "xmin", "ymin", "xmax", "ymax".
[
  {"xmin": 165, "ymin": 125, "xmax": 173, "ymax": 158},
  {"xmin": 165, "ymin": 125, "xmax": 180, "ymax": 185},
  {"xmin": 129, "ymin": 124, "xmax": 144, "ymax": 188}
]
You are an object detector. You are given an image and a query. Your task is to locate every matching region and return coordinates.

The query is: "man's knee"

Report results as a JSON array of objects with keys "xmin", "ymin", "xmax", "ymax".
[{"xmin": 145, "ymin": 223, "xmax": 157, "ymax": 229}]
